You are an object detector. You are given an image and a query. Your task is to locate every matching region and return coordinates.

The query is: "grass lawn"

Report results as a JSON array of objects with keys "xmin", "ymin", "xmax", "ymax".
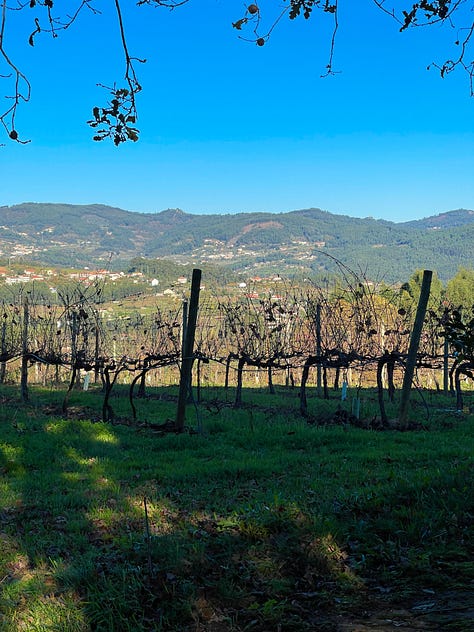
[{"xmin": 0, "ymin": 384, "xmax": 473, "ymax": 630}]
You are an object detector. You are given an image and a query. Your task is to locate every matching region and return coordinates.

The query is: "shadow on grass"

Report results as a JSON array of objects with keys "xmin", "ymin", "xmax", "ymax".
[
  {"xmin": 0, "ymin": 385, "xmax": 473, "ymax": 631},
  {"xmin": 0, "ymin": 392, "xmax": 362, "ymax": 631}
]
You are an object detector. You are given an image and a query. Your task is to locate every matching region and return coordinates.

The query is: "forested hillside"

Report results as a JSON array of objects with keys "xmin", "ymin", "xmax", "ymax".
[{"xmin": 0, "ymin": 203, "xmax": 473, "ymax": 281}]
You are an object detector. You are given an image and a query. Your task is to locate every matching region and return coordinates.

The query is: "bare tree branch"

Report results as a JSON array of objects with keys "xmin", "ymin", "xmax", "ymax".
[
  {"xmin": 372, "ymin": 1, "xmax": 474, "ymax": 95},
  {"xmin": 0, "ymin": 0, "xmax": 31, "ymax": 142},
  {"xmin": 87, "ymin": 0, "xmax": 144, "ymax": 145},
  {"xmin": 0, "ymin": 0, "xmax": 472, "ymax": 144}
]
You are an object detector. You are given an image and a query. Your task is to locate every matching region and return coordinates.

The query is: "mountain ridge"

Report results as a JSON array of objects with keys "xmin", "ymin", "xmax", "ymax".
[{"xmin": 0, "ymin": 203, "xmax": 472, "ymax": 282}]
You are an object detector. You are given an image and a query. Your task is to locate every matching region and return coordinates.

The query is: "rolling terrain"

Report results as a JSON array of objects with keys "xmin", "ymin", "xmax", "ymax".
[{"xmin": 0, "ymin": 203, "xmax": 473, "ymax": 281}]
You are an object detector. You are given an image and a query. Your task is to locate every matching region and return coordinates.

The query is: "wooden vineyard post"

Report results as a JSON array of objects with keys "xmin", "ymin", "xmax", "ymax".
[
  {"xmin": 399, "ymin": 270, "xmax": 432, "ymax": 428},
  {"xmin": 94, "ymin": 319, "xmax": 100, "ymax": 384},
  {"xmin": 0, "ymin": 319, "xmax": 7, "ymax": 383},
  {"xmin": 181, "ymin": 300, "xmax": 188, "ymax": 358},
  {"xmin": 443, "ymin": 336, "xmax": 450, "ymax": 396},
  {"xmin": 181, "ymin": 299, "xmax": 192, "ymax": 403},
  {"xmin": 175, "ymin": 269, "xmax": 201, "ymax": 432},
  {"xmin": 316, "ymin": 303, "xmax": 322, "ymax": 397},
  {"xmin": 71, "ymin": 309, "xmax": 81, "ymax": 389},
  {"xmin": 20, "ymin": 295, "xmax": 29, "ymax": 402}
]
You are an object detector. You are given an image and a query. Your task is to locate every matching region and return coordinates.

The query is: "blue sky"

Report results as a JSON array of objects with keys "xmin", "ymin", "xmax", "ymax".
[{"xmin": 0, "ymin": 0, "xmax": 472, "ymax": 222}]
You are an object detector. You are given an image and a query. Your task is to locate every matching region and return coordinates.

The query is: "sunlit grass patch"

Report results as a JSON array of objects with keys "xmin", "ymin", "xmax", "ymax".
[
  {"xmin": 0, "ymin": 550, "xmax": 88, "ymax": 632},
  {"xmin": 6, "ymin": 592, "xmax": 89, "ymax": 632}
]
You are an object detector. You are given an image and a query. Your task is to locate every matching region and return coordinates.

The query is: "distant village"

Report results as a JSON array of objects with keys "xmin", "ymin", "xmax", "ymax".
[
  {"xmin": 0, "ymin": 266, "xmax": 142, "ymax": 286},
  {"xmin": 0, "ymin": 265, "xmax": 190, "ymax": 296},
  {"xmin": 0, "ymin": 262, "xmax": 291, "ymax": 301}
]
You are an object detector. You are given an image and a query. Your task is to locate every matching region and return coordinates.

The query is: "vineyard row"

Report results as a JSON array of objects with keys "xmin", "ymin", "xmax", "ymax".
[{"xmin": 1, "ymin": 270, "xmax": 472, "ymax": 426}]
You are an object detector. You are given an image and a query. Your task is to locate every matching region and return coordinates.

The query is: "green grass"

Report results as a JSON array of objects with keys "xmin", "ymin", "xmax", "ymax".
[{"xmin": 0, "ymin": 384, "xmax": 473, "ymax": 630}]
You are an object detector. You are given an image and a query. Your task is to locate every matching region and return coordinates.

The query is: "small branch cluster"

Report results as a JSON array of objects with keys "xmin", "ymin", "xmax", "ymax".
[
  {"xmin": 87, "ymin": 0, "xmax": 144, "ymax": 145},
  {"xmin": 232, "ymin": 1, "xmax": 339, "ymax": 74},
  {"xmin": 374, "ymin": 0, "xmax": 474, "ymax": 95},
  {"xmin": 88, "ymin": 86, "xmax": 141, "ymax": 146}
]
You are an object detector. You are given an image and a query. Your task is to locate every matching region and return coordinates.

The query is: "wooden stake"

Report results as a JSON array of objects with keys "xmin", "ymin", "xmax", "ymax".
[
  {"xmin": 399, "ymin": 270, "xmax": 432, "ymax": 428},
  {"xmin": 175, "ymin": 269, "xmax": 201, "ymax": 431},
  {"xmin": 20, "ymin": 295, "xmax": 29, "ymax": 402}
]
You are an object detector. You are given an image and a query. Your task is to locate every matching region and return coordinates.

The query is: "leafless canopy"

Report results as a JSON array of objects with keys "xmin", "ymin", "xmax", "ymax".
[{"xmin": 0, "ymin": 0, "xmax": 472, "ymax": 144}]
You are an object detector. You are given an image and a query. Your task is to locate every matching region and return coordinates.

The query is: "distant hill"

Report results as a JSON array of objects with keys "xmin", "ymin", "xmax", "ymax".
[
  {"xmin": 0, "ymin": 203, "xmax": 473, "ymax": 282},
  {"xmin": 401, "ymin": 209, "xmax": 474, "ymax": 230}
]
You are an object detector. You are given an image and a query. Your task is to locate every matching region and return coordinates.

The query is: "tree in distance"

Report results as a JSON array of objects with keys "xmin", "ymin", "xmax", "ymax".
[
  {"xmin": 1, "ymin": 0, "xmax": 472, "ymax": 145},
  {"xmin": 446, "ymin": 266, "xmax": 474, "ymax": 309}
]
